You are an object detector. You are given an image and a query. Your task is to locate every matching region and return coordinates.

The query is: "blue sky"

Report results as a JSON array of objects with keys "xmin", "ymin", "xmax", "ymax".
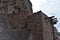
[{"xmin": 30, "ymin": 0, "xmax": 60, "ymax": 32}]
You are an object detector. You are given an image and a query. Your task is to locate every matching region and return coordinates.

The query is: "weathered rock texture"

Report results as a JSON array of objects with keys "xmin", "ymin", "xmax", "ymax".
[
  {"xmin": 6, "ymin": 0, "xmax": 32, "ymax": 29},
  {"xmin": 26, "ymin": 11, "xmax": 43, "ymax": 40},
  {"xmin": 26, "ymin": 11, "xmax": 55, "ymax": 40},
  {"xmin": 40, "ymin": 12, "xmax": 54, "ymax": 40},
  {"xmin": 0, "ymin": 0, "xmax": 56, "ymax": 40},
  {"xmin": 0, "ymin": 0, "xmax": 32, "ymax": 40},
  {"xmin": 0, "ymin": 0, "xmax": 32, "ymax": 29}
]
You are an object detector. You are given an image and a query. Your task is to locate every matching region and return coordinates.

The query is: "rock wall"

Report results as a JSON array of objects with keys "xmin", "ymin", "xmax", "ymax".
[
  {"xmin": 0, "ymin": 0, "xmax": 32, "ymax": 40},
  {"xmin": 0, "ymin": 0, "xmax": 56, "ymax": 40},
  {"xmin": 41, "ymin": 12, "xmax": 54, "ymax": 40},
  {"xmin": 26, "ymin": 11, "xmax": 55, "ymax": 40},
  {"xmin": 0, "ymin": 0, "xmax": 33, "ymax": 29},
  {"xmin": 26, "ymin": 11, "xmax": 43, "ymax": 40}
]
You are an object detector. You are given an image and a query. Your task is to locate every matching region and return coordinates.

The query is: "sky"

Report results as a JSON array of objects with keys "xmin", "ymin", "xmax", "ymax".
[{"xmin": 30, "ymin": 0, "xmax": 60, "ymax": 32}]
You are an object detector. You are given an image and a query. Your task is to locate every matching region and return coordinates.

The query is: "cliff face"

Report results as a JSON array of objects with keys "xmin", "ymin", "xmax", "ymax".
[
  {"xmin": 0, "ymin": 0, "xmax": 56, "ymax": 40},
  {"xmin": 0, "ymin": 0, "xmax": 32, "ymax": 29},
  {"xmin": 0, "ymin": 0, "xmax": 32, "ymax": 40},
  {"xmin": 26, "ymin": 11, "xmax": 55, "ymax": 40},
  {"xmin": 6, "ymin": 0, "xmax": 32, "ymax": 29}
]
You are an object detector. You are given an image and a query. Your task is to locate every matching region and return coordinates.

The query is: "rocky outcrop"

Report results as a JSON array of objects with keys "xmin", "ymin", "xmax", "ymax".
[{"xmin": 0, "ymin": 0, "xmax": 32, "ymax": 40}]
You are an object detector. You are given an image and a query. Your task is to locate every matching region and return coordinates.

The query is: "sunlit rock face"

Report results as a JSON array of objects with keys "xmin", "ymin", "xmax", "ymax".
[{"xmin": 0, "ymin": 0, "xmax": 32, "ymax": 40}]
